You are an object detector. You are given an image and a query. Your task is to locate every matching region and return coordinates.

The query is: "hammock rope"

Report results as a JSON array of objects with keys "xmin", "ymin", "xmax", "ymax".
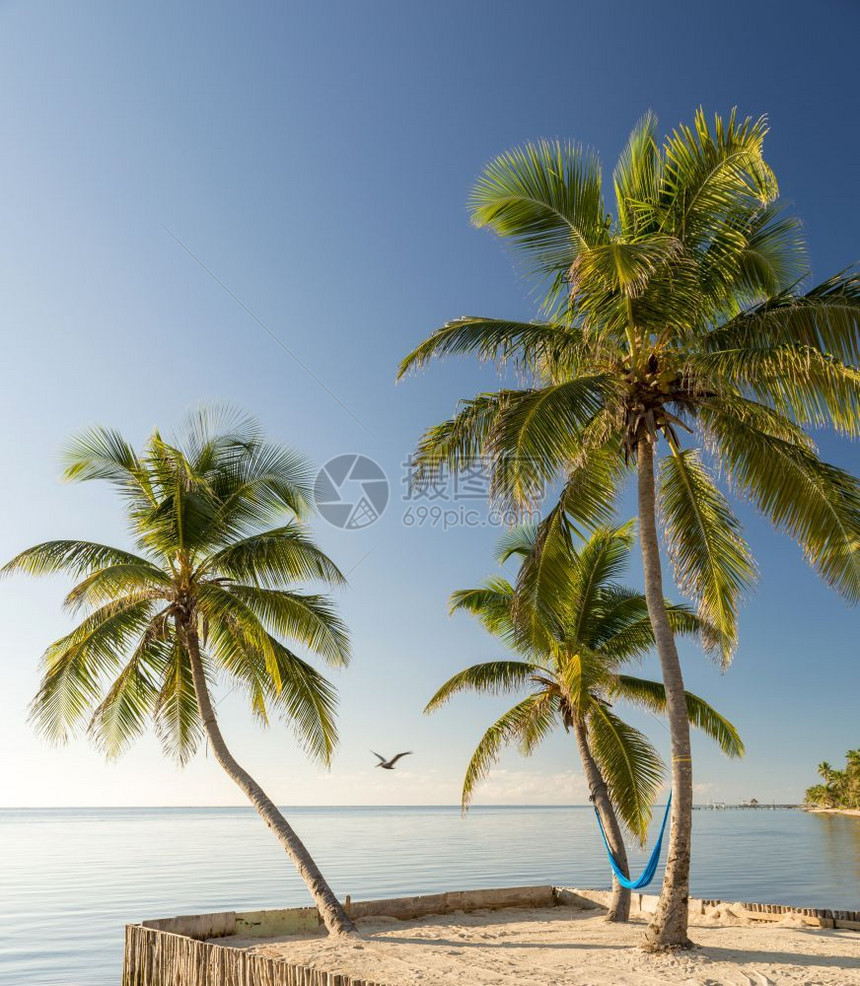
[{"xmin": 593, "ymin": 792, "xmax": 672, "ymax": 890}]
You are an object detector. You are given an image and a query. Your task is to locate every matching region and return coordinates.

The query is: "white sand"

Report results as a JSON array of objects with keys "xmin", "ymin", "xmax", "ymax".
[{"xmin": 222, "ymin": 906, "xmax": 860, "ymax": 985}]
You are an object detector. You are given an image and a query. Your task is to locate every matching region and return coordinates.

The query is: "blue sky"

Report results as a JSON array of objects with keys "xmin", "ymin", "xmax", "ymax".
[{"xmin": 0, "ymin": 0, "xmax": 856, "ymax": 807}]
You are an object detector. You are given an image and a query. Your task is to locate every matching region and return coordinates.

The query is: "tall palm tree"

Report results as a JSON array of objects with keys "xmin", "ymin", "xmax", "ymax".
[
  {"xmin": 427, "ymin": 523, "xmax": 744, "ymax": 922},
  {"xmin": 2, "ymin": 408, "xmax": 358, "ymax": 938},
  {"xmin": 399, "ymin": 110, "xmax": 860, "ymax": 946}
]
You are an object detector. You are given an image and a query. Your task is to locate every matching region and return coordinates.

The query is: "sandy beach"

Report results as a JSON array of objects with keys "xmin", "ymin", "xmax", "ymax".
[
  {"xmin": 807, "ymin": 807, "xmax": 860, "ymax": 818},
  {"xmin": 222, "ymin": 906, "xmax": 860, "ymax": 986}
]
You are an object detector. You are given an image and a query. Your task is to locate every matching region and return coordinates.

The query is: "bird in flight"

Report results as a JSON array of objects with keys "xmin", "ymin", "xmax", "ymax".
[{"xmin": 372, "ymin": 751, "xmax": 412, "ymax": 770}]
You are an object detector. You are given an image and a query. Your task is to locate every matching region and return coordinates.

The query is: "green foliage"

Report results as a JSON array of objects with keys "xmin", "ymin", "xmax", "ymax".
[
  {"xmin": 4, "ymin": 407, "xmax": 347, "ymax": 767},
  {"xmin": 804, "ymin": 750, "xmax": 860, "ymax": 809},
  {"xmin": 659, "ymin": 450, "xmax": 756, "ymax": 662},
  {"xmin": 400, "ymin": 109, "xmax": 860, "ymax": 663},
  {"xmin": 427, "ymin": 525, "xmax": 743, "ymax": 841}
]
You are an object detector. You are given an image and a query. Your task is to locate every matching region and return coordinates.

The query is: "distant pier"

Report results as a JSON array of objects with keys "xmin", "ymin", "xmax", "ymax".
[{"xmin": 695, "ymin": 801, "xmax": 801, "ymax": 811}]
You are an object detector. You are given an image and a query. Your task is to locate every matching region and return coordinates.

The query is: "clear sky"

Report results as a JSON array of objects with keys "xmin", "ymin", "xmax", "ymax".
[{"xmin": 0, "ymin": 0, "xmax": 856, "ymax": 808}]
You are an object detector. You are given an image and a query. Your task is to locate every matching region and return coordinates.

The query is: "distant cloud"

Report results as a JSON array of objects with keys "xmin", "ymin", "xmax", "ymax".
[{"xmin": 469, "ymin": 769, "xmax": 589, "ymax": 805}]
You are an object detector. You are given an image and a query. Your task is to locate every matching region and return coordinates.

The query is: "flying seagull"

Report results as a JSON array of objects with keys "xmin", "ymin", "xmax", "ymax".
[{"xmin": 372, "ymin": 751, "xmax": 412, "ymax": 770}]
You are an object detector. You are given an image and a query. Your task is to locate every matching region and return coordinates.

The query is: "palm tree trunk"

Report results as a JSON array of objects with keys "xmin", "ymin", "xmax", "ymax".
[
  {"xmin": 572, "ymin": 718, "xmax": 631, "ymax": 922},
  {"xmin": 181, "ymin": 621, "xmax": 359, "ymax": 939},
  {"xmin": 637, "ymin": 439, "xmax": 693, "ymax": 950}
]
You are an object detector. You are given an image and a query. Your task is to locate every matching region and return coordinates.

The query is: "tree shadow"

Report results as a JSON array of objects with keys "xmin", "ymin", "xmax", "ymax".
[
  {"xmin": 378, "ymin": 935, "xmax": 624, "ymax": 951},
  {"xmin": 701, "ymin": 936, "xmax": 860, "ymax": 971}
]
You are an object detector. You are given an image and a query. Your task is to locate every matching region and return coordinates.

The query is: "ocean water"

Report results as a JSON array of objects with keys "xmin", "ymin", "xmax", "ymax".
[{"xmin": 1, "ymin": 805, "xmax": 858, "ymax": 985}]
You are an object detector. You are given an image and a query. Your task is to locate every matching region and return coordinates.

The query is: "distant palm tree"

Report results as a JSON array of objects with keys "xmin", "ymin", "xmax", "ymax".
[
  {"xmin": 807, "ymin": 755, "xmax": 860, "ymax": 810},
  {"xmin": 818, "ymin": 762, "xmax": 836, "ymax": 786},
  {"xmin": 3, "ymin": 408, "xmax": 358, "ymax": 938},
  {"xmin": 399, "ymin": 110, "xmax": 860, "ymax": 946},
  {"xmin": 426, "ymin": 523, "xmax": 743, "ymax": 921},
  {"xmin": 846, "ymin": 750, "xmax": 860, "ymax": 807}
]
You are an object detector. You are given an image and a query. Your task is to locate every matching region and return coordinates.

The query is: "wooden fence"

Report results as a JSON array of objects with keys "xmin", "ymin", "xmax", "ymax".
[
  {"xmin": 123, "ymin": 883, "xmax": 860, "ymax": 985},
  {"xmin": 563, "ymin": 887, "xmax": 860, "ymax": 931},
  {"xmin": 123, "ymin": 924, "xmax": 392, "ymax": 986},
  {"xmin": 123, "ymin": 886, "xmax": 554, "ymax": 986}
]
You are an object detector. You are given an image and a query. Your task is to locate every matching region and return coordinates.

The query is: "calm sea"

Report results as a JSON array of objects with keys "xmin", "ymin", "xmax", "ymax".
[{"xmin": 1, "ymin": 805, "xmax": 858, "ymax": 985}]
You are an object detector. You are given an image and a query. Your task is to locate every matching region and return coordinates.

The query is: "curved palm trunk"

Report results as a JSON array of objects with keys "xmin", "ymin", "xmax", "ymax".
[
  {"xmin": 572, "ymin": 718, "xmax": 631, "ymax": 922},
  {"xmin": 637, "ymin": 440, "xmax": 693, "ymax": 950},
  {"xmin": 182, "ymin": 622, "xmax": 359, "ymax": 939}
]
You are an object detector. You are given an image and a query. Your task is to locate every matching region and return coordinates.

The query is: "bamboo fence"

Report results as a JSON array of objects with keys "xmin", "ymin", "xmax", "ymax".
[{"xmin": 123, "ymin": 884, "xmax": 860, "ymax": 985}]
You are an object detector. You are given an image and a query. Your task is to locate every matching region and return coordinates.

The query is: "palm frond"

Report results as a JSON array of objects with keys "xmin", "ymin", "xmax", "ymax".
[
  {"xmin": 658, "ymin": 449, "xmax": 756, "ymax": 663},
  {"xmin": 471, "ymin": 139, "xmax": 606, "ymax": 310},
  {"xmin": 609, "ymin": 675, "xmax": 744, "ymax": 758},
  {"xmin": 729, "ymin": 203, "xmax": 807, "ymax": 300},
  {"xmin": 153, "ymin": 638, "xmax": 203, "ymax": 765},
  {"xmin": 702, "ymin": 407, "xmax": 860, "ymax": 601},
  {"xmin": 408, "ymin": 392, "xmax": 506, "ymax": 494},
  {"xmin": 196, "ymin": 582, "xmax": 288, "ymax": 690},
  {"xmin": 506, "ymin": 516, "xmax": 575, "ymax": 653},
  {"xmin": 555, "ymin": 440, "xmax": 628, "ymax": 531},
  {"xmin": 587, "ymin": 703, "xmax": 664, "ymax": 844},
  {"xmin": 173, "ymin": 403, "xmax": 262, "ymax": 473},
  {"xmin": 87, "ymin": 628, "xmax": 170, "ymax": 758},
  {"xmin": 64, "ymin": 564, "xmax": 170, "ymax": 613},
  {"xmin": 206, "ymin": 438, "xmax": 314, "ymax": 534},
  {"xmin": 29, "ymin": 597, "xmax": 158, "ymax": 745},
  {"xmin": 495, "ymin": 523, "xmax": 540, "ymax": 563},
  {"xmin": 613, "ymin": 111, "xmax": 662, "ymax": 238},
  {"xmin": 449, "ymin": 579, "xmax": 520, "ymax": 648},
  {"xmin": 591, "ymin": 596, "xmax": 704, "ymax": 660},
  {"xmin": 702, "ymin": 270, "xmax": 860, "ymax": 365},
  {"xmin": 488, "ymin": 376, "xmax": 612, "ymax": 509},
  {"xmin": 398, "ymin": 317, "xmax": 583, "ymax": 378},
  {"xmin": 567, "ymin": 523, "xmax": 636, "ymax": 641},
  {"xmin": 571, "ymin": 236, "xmax": 684, "ymax": 303},
  {"xmin": 660, "ymin": 110, "xmax": 777, "ymax": 248},
  {"xmin": 62, "ymin": 427, "xmax": 156, "ymax": 509},
  {"xmin": 202, "ymin": 525, "xmax": 346, "ymax": 586},
  {"xmin": 460, "ymin": 692, "xmax": 559, "ymax": 809},
  {"xmin": 424, "ymin": 660, "xmax": 540, "ymax": 713},
  {"xmin": 225, "ymin": 585, "xmax": 351, "ymax": 667},
  {"xmin": 263, "ymin": 636, "xmax": 339, "ymax": 765},
  {"xmin": 694, "ymin": 348, "xmax": 860, "ymax": 438},
  {"xmin": 2, "ymin": 541, "xmax": 156, "ymax": 580}
]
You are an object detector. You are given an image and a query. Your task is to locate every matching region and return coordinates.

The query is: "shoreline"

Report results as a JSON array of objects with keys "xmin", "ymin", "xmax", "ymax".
[{"xmin": 806, "ymin": 806, "xmax": 860, "ymax": 817}]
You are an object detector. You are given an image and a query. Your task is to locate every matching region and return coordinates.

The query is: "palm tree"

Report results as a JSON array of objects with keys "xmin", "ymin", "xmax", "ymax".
[
  {"xmin": 807, "ymin": 751, "xmax": 860, "ymax": 809},
  {"xmin": 427, "ymin": 523, "xmax": 744, "ymax": 922},
  {"xmin": 846, "ymin": 750, "xmax": 860, "ymax": 808},
  {"xmin": 818, "ymin": 761, "xmax": 836, "ymax": 786},
  {"xmin": 399, "ymin": 110, "xmax": 860, "ymax": 946},
  {"xmin": 2, "ymin": 408, "xmax": 358, "ymax": 938},
  {"xmin": 803, "ymin": 784, "xmax": 830, "ymax": 808}
]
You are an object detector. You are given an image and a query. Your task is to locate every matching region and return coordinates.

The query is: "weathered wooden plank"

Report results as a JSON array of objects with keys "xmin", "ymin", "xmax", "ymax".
[
  {"xmin": 331, "ymin": 885, "xmax": 554, "ymax": 924},
  {"xmin": 554, "ymin": 887, "xmax": 858, "ymax": 932},
  {"xmin": 236, "ymin": 907, "xmax": 322, "ymax": 937},
  {"xmin": 142, "ymin": 910, "xmax": 236, "ymax": 939}
]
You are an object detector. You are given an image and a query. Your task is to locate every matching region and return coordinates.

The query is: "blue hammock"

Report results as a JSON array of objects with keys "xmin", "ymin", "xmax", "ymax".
[{"xmin": 593, "ymin": 793, "xmax": 672, "ymax": 890}]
